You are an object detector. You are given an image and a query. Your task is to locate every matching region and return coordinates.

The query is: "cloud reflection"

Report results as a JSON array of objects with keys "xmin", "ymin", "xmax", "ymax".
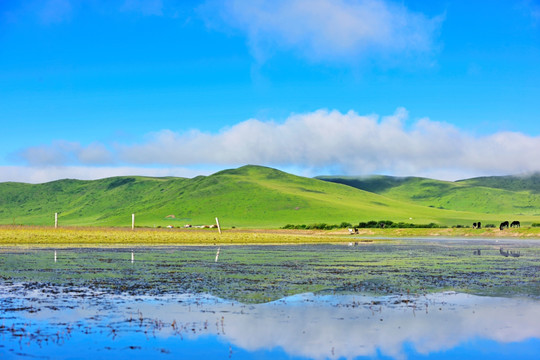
[
  {"xmin": 32, "ymin": 291, "xmax": 537, "ymax": 360},
  {"xmin": 3, "ymin": 286, "xmax": 538, "ymax": 359}
]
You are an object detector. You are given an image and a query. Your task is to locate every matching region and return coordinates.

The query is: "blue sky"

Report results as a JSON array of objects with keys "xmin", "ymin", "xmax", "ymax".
[{"xmin": 1, "ymin": 0, "xmax": 539, "ymax": 182}]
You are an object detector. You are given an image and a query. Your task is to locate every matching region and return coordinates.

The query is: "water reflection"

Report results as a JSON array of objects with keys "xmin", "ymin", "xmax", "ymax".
[{"xmin": 1, "ymin": 285, "xmax": 539, "ymax": 359}]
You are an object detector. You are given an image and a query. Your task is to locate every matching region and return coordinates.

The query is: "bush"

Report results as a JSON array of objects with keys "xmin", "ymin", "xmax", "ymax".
[
  {"xmin": 532, "ymin": 223, "xmax": 540, "ymax": 227},
  {"xmin": 485, "ymin": 224, "xmax": 496, "ymax": 228},
  {"xmin": 283, "ymin": 220, "xmax": 443, "ymax": 230}
]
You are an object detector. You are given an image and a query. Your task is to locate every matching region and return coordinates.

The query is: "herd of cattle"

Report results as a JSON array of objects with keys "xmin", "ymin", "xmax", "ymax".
[{"xmin": 473, "ymin": 220, "xmax": 520, "ymax": 230}]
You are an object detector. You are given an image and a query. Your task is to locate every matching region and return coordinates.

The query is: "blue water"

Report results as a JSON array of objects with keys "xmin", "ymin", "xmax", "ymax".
[{"xmin": 1, "ymin": 287, "xmax": 539, "ymax": 359}]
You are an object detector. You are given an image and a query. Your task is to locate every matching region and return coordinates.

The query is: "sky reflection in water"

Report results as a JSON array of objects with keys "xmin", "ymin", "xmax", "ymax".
[{"xmin": 1, "ymin": 285, "xmax": 539, "ymax": 359}]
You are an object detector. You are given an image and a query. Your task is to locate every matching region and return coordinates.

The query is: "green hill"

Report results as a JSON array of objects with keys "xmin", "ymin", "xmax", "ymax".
[
  {"xmin": 458, "ymin": 173, "xmax": 540, "ymax": 193},
  {"xmin": 317, "ymin": 174, "xmax": 540, "ymax": 217},
  {"xmin": 1, "ymin": 165, "xmax": 525, "ymax": 228}
]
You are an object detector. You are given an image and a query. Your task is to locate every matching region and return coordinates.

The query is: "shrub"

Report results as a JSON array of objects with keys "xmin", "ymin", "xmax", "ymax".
[
  {"xmin": 485, "ymin": 224, "xmax": 496, "ymax": 228},
  {"xmin": 532, "ymin": 223, "xmax": 540, "ymax": 227}
]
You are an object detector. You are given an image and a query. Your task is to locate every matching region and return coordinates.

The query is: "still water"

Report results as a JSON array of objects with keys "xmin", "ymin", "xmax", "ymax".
[
  {"xmin": 1, "ymin": 243, "xmax": 539, "ymax": 359},
  {"xmin": 1, "ymin": 284, "xmax": 539, "ymax": 359}
]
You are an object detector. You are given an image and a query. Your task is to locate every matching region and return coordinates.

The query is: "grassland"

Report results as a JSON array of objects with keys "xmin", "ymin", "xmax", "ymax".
[
  {"xmin": 0, "ymin": 225, "xmax": 539, "ymax": 248},
  {"xmin": 318, "ymin": 173, "xmax": 540, "ymax": 216},
  {"xmin": 1, "ymin": 165, "xmax": 539, "ymax": 229}
]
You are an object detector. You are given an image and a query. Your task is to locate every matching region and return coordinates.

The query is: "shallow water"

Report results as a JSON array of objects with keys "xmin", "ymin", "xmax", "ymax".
[
  {"xmin": 1, "ymin": 242, "xmax": 539, "ymax": 359},
  {"xmin": 1, "ymin": 285, "xmax": 539, "ymax": 359}
]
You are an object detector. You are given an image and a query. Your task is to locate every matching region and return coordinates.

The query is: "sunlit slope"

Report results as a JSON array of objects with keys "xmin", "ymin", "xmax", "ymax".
[
  {"xmin": 0, "ymin": 165, "xmax": 502, "ymax": 228},
  {"xmin": 318, "ymin": 175, "xmax": 540, "ymax": 217}
]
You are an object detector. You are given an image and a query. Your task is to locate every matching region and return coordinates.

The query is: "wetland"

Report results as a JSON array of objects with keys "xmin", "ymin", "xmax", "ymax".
[{"xmin": 0, "ymin": 230, "xmax": 539, "ymax": 359}]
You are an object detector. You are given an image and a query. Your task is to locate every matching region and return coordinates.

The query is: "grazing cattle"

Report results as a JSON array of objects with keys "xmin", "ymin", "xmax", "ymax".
[
  {"xmin": 510, "ymin": 221, "xmax": 520, "ymax": 228},
  {"xmin": 499, "ymin": 221, "xmax": 509, "ymax": 230},
  {"xmin": 473, "ymin": 222, "xmax": 477, "ymax": 229},
  {"xmin": 500, "ymin": 247, "xmax": 521, "ymax": 257},
  {"xmin": 477, "ymin": 222, "xmax": 481, "ymax": 229}
]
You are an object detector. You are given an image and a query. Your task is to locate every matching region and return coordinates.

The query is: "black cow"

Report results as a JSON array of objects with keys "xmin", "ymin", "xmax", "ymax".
[
  {"xmin": 499, "ymin": 221, "xmax": 509, "ymax": 230},
  {"xmin": 510, "ymin": 221, "xmax": 520, "ymax": 228}
]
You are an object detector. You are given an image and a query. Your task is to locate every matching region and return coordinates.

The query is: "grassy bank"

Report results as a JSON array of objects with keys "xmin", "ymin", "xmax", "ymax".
[
  {"xmin": 0, "ymin": 226, "xmax": 344, "ymax": 247},
  {"xmin": 0, "ymin": 225, "xmax": 539, "ymax": 247}
]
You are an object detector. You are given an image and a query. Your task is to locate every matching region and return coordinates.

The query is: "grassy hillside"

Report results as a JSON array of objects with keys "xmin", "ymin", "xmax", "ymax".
[
  {"xmin": 318, "ymin": 174, "xmax": 540, "ymax": 217},
  {"xmin": 1, "ymin": 165, "xmax": 525, "ymax": 229},
  {"xmin": 458, "ymin": 173, "xmax": 540, "ymax": 193}
]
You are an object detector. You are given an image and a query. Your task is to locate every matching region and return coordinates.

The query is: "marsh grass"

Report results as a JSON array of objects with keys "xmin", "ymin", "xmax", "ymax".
[{"xmin": 1, "ymin": 226, "xmax": 539, "ymax": 303}]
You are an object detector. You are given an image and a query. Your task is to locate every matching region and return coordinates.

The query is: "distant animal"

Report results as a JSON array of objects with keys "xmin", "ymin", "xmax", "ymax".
[
  {"xmin": 473, "ymin": 222, "xmax": 477, "ymax": 229},
  {"xmin": 477, "ymin": 222, "xmax": 481, "ymax": 229},
  {"xmin": 499, "ymin": 221, "xmax": 509, "ymax": 230},
  {"xmin": 510, "ymin": 221, "xmax": 520, "ymax": 228},
  {"xmin": 500, "ymin": 247, "xmax": 521, "ymax": 258},
  {"xmin": 473, "ymin": 249, "xmax": 481, "ymax": 255},
  {"xmin": 379, "ymin": 222, "xmax": 385, "ymax": 229}
]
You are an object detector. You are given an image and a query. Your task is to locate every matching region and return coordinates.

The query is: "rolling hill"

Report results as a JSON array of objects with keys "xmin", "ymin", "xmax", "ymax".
[
  {"xmin": 1, "ymin": 165, "xmax": 538, "ymax": 228},
  {"xmin": 317, "ymin": 174, "xmax": 540, "ymax": 216}
]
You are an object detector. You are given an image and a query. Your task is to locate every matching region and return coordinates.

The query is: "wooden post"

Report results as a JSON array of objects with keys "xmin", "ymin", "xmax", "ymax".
[
  {"xmin": 215, "ymin": 217, "xmax": 222, "ymax": 234},
  {"xmin": 132, "ymin": 213, "xmax": 135, "ymax": 230},
  {"xmin": 215, "ymin": 247, "xmax": 220, "ymax": 263},
  {"xmin": 55, "ymin": 213, "xmax": 58, "ymax": 228}
]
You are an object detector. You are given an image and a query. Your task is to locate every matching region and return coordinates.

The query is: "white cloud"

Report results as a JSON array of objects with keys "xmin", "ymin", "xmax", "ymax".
[
  {"xmin": 0, "ymin": 166, "xmax": 210, "ymax": 184},
  {"xmin": 15, "ymin": 141, "xmax": 113, "ymax": 166},
  {"xmin": 203, "ymin": 0, "xmax": 442, "ymax": 64},
  {"xmin": 10, "ymin": 108, "xmax": 540, "ymax": 182},
  {"xmin": 114, "ymin": 108, "xmax": 540, "ymax": 180}
]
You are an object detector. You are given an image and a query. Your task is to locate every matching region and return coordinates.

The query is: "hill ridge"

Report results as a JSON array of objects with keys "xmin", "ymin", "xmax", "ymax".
[{"xmin": 1, "ymin": 166, "xmax": 539, "ymax": 227}]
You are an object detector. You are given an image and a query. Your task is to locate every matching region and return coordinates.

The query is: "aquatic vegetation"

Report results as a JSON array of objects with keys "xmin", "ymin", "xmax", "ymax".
[{"xmin": 0, "ymin": 240, "xmax": 538, "ymax": 303}]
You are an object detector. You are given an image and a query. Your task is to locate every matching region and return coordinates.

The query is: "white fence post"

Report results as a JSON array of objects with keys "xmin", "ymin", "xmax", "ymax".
[
  {"xmin": 215, "ymin": 217, "xmax": 222, "ymax": 234},
  {"xmin": 132, "ymin": 213, "xmax": 135, "ymax": 230},
  {"xmin": 55, "ymin": 213, "xmax": 58, "ymax": 228}
]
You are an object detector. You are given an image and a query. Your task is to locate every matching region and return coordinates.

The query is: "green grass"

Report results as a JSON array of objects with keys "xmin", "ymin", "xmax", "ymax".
[
  {"xmin": 319, "ymin": 174, "xmax": 540, "ymax": 217},
  {"xmin": 1, "ymin": 165, "xmax": 539, "ymax": 228}
]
